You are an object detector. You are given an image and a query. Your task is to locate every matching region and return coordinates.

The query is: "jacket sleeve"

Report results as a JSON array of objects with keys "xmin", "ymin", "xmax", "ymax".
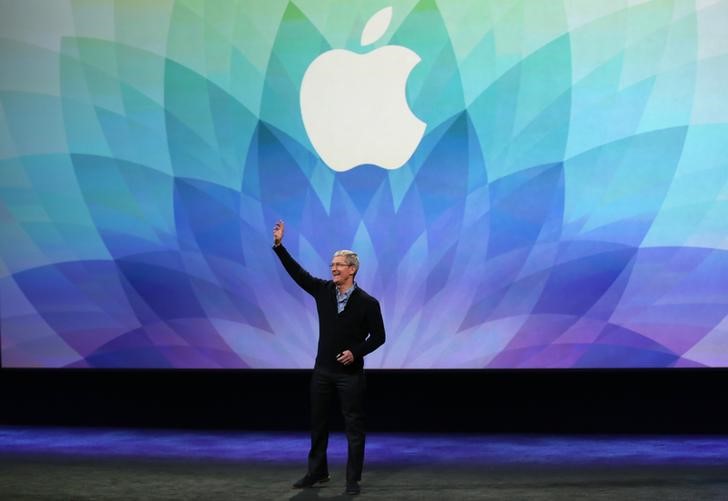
[
  {"xmin": 351, "ymin": 298, "xmax": 386, "ymax": 360},
  {"xmin": 272, "ymin": 244, "xmax": 327, "ymax": 296}
]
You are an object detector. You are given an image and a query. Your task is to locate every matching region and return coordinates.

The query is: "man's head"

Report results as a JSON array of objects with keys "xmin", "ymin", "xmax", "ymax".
[{"xmin": 331, "ymin": 250, "xmax": 358, "ymax": 287}]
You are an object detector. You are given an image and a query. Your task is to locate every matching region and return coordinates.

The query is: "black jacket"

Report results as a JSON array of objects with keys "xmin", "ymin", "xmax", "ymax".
[{"xmin": 273, "ymin": 244, "xmax": 386, "ymax": 372}]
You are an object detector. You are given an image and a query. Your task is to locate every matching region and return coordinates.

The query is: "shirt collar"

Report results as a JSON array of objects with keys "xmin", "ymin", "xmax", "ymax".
[{"xmin": 337, "ymin": 282, "xmax": 357, "ymax": 299}]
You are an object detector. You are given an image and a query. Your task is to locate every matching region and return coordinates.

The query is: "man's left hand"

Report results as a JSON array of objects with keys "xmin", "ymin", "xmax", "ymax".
[{"xmin": 336, "ymin": 350, "xmax": 354, "ymax": 365}]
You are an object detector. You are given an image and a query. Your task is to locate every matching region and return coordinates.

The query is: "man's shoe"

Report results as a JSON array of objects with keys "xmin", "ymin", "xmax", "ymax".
[
  {"xmin": 292, "ymin": 473, "xmax": 330, "ymax": 489},
  {"xmin": 345, "ymin": 481, "xmax": 360, "ymax": 495}
]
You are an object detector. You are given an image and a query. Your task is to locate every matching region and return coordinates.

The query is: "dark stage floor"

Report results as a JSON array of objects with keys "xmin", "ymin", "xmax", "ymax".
[{"xmin": 2, "ymin": 427, "xmax": 728, "ymax": 500}]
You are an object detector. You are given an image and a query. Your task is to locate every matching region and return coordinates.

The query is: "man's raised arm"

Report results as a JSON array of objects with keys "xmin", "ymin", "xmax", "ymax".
[{"xmin": 272, "ymin": 220, "xmax": 325, "ymax": 295}]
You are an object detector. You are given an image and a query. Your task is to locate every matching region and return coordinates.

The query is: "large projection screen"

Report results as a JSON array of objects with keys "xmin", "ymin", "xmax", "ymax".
[{"xmin": 1, "ymin": 0, "xmax": 728, "ymax": 368}]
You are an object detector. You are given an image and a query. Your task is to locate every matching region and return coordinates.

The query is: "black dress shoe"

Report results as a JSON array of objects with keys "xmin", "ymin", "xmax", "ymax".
[
  {"xmin": 292, "ymin": 473, "xmax": 330, "ymax": 488},
  {"xmin": 345, "ymin": 481, "xmax": 360, "ymax": 495}
]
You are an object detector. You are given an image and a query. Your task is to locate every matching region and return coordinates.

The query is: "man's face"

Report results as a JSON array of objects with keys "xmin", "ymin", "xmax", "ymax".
[{"xmin": 331, "ymin": 255, "xmax": 355, "ymax": 286}]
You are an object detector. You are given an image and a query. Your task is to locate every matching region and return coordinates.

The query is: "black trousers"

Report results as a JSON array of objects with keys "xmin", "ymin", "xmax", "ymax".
[{"xmin": 308, "ymin": 367, "xmax": 366, "ymax": 483}]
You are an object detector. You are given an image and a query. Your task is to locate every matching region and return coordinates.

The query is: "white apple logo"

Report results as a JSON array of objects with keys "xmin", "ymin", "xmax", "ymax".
[{"xmin": 300, "ymin": 6, "xmax": 426, "ymax": 172}]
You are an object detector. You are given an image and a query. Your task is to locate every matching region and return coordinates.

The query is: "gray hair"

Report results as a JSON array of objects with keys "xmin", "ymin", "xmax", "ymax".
[{"xmin": 334, "ymin": 249, "xmax": 359, "ymax": 275}]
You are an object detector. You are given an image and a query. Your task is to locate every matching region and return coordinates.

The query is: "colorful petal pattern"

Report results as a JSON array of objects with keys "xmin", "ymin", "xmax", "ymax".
[{"xmin": 1, "ymin": 1, "xmax": 727, "ymax": 367}]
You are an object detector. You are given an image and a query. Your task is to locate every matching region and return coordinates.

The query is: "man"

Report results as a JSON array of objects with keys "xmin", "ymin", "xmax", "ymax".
[{"xmin": 272, "ymin": 220, "xmax": 385, "ymax": 496}]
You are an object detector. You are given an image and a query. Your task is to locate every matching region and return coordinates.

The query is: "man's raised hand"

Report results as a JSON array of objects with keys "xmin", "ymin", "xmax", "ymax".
[{"xmin": 273, "ymin": 220, "xmax": 285, "ymax": 246}]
